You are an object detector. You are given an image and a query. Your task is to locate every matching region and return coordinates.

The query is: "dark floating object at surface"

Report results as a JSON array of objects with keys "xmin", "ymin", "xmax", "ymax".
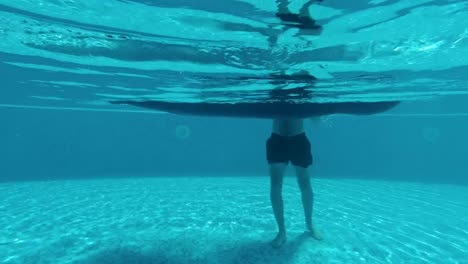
[
  {"xmin": 110, "ymin": 100, "xmax": 400, "ymax": 119},
  {"xmin": 275, "ymin": 12, "xmax": 322, "ymax": 32}
]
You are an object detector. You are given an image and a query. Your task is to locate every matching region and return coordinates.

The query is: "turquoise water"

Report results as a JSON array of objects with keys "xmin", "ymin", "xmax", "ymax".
[
  {"xmin": 1, "ymin": 0, "xmax": 468, "ymax": 263},
  {"xmin": 1, "ymin": 178, "xmax": 467, "ymax": 263},
  {"xmin": 1, "ymin": 0, "xmax": 468, "ymax": 107}
]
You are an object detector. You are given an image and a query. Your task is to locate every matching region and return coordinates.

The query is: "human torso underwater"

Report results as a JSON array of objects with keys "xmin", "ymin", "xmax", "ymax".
[{"xmin": 272, "ymin": 119, "xmax": 305, "ymax": 136}]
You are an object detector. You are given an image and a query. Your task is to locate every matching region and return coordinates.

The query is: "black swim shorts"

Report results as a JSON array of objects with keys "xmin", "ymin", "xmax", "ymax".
[{"xmin": 266, "ymin": 133, "xmax": 313, "ymax": 168}]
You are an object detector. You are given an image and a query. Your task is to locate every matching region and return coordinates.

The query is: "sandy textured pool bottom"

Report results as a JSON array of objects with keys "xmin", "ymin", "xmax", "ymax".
[{"xmin": 0, "ymin": 177, "xmax": 466, "ymax": 264}]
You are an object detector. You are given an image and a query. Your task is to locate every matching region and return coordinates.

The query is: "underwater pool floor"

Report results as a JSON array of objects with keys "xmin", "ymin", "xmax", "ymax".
[{"xmin": 0, "ymin": 177, "xmax": 466, "ymax": 264}]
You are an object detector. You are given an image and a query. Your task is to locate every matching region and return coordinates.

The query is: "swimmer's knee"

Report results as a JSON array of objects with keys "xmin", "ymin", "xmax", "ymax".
[{"xmin": 295, "ymin": 168, "xmax": 311, "ymax": 189}]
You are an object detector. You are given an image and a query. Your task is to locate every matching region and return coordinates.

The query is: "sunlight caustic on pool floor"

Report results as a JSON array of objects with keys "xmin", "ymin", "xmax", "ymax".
[{"xmin": 0, "ymin": 177, "xmax": 466, "ymax": 264}]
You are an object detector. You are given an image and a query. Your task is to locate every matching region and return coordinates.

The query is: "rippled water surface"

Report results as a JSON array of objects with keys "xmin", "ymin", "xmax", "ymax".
[{"xmin": 1, "ymin": 0, "xmax": 468, "ymax": 111}]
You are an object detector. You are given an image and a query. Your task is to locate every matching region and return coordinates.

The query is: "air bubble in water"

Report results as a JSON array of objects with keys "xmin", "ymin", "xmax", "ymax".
[
  {"xmin": 175, "ymin": 125, "xmax": 191, "ymax": 140},
  {"xmin": 422, "ymin": 127, "xmax": 440, "ymax": 143}
]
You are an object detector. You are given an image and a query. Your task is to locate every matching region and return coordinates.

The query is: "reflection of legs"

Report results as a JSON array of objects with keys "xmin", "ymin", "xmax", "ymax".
[
  {"xmin": 269, "ymin": 163, "xmax": 288, "ymax": 247},
  {"xmin": 275, "ymin": 0, "xmax": 291, "ymax": 14},
  {"xmin": 299, "ymin": 1, "xmax": 314, "ymax": 17},
  {"xmin": 295, "ymin": 165, "xmax": 322, "ymax": 240},
  {"xmin": 276, "ymin": 0, "xmax": 315, "ymax": 16},
  {"xmin": 275, "ymin": 0, "xmax": 321, "ymax": 31}
]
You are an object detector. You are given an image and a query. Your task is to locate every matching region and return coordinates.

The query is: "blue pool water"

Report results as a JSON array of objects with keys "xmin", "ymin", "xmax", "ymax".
[
  {"xmin": 1, "ymin": 0, "xmax": 467, "ymax": 263},
  {"xmin": 1, "ymin": 178, "xmax": 467, "ymax": 263}
]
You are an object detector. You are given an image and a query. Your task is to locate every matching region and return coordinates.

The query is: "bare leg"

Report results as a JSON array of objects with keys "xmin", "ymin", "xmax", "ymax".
[
  {"xmin": 269, "ymin": 163, "xmax": 288, "ymax": 248},
  {"xmin": 294, "ymin": 166, "xmax": 321, "ymax": 240}
]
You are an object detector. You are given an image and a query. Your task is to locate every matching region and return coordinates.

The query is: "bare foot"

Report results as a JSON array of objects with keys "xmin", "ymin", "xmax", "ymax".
[
  {"xmin": 305, "ymin": 226, "xmax": 322, "ymax": 240},
  {"xmin": 271, "ymin": 232, "xmax": 287, "ymax": 248}
]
